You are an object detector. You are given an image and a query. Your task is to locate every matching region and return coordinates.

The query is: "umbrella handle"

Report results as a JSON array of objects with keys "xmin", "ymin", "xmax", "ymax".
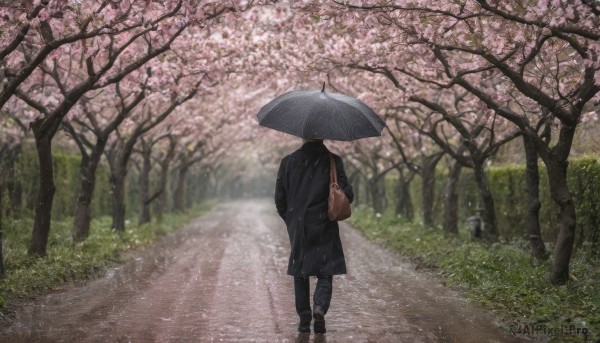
[{"xmin": 321, "ymin": 81, "xmax": 325, "ymax": 93}]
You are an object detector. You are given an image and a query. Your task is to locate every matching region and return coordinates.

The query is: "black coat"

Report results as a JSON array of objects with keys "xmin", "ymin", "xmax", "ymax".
[{"xmin": 275, "ymin": 141, "xmax": 354, "ymax": 277}]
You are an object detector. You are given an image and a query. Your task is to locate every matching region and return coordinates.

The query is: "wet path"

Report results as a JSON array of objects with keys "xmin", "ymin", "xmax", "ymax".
[{"xmin": 0, "ymin": 200, "xmax": 523, "ymax": 342}]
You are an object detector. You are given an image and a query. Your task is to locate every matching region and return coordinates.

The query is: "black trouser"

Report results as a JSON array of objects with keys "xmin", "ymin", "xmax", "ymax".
[{"xmin": 294, "ymin": 275, "xmax": 333, "ymax": 322}]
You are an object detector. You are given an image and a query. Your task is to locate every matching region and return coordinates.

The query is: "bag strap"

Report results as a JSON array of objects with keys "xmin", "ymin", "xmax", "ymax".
[{"xmin": 329, "ymin": 154, "xmax": 338, "ymax": 185}]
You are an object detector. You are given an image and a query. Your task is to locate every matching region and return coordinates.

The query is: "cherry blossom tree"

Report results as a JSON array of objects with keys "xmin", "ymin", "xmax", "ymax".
[
  {"xmin": 2, "ymin": 0, "xmax": 596, "ymax": 284},
  {"xmin": 132, "ymin": 132, "xmax": 174, "ymax": 224},
  {"xmin": 305, "ymin": 0, "xmax": 600, "ymax": 283},
  {"xmin": 327, "ymin": 70, "xmax": 446, "ymax": 226},
  {"xmin": 170, "ymin": 124, "xmax": 226, "ymax": 212},
  {"xmin": 409, "ymin": 89, "xmax": 522, "ymax": 240},
  {"xmin": 315, "ymin": 25, "xmax": 545, "ymax": 247},
  {"xmin": 9, "ymin": 1, "xmax": 190, "ymax": 254},
  {"xmin": 3, "ymin": 0, "xmax": 248, "ymax": 255},
  {"xmin": 0, "ymin": 98, "xmax": 33, "ymax": 275},
  {"xmin": 386, "ymin": 106, "xmax": 454, "ymax": 227},
  {"xmin": 104, "ymin": 80, "xmax": 202, "ymax": 232},
  {"xmin": 63, "ymin": 74, "xmax": 148, "ymax": 241},
  {"xmin": 169, "ymin": 77, "xmax": 284, "ymax": 207},
  {"xmin": 1, "ymin": 0, "xmax": 119, "ymax": 109},
  {"xmin": 375, "ymin": 147, "xmax": 418, "ymax": 221},
  {"xmin": 239, "ymin": 1, "xmax": 564, "ymax": 256}
]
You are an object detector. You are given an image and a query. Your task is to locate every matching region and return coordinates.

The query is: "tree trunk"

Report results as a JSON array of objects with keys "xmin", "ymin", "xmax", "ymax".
[
  {"xmin": 545, "ymin": 158, "xmax": 576, "ymax": 284},
  {"xmin": 369, "ymin": 179, "xmax": 385, "ymax": 214},
  {"xmin": 6, "ymin": 146, "xmax": 21, "ymax": 217},
  {"xmin": 29, "ymin": 132, "xmax": 56, "ymax": 256},
  {"xmin": 421, "ymin": 154, "xmax": 442, "ymax": 227},
  {"xmin": 72, "ymin": 143, "xmax": 105, "ymax": 242},
  {"xmin": 523, "ymin": 135, "xmax": 548, "ymax": 261},
  {"xmin": 0, "ymin": 169, "xmax": 5, "ymax": 276},
  {"xmin": 354, "ymin": 177, "xmax": 360, "ymax": 206},
  {"xmin": 443, "ymin": 161, "xmax": 462, "ymax": 235},
  {"xmin": 209, "ymin": 172, "xmax": 219, "ymax": 199},
  {"xmin": 138, "ymin": 147, "xmax": 152, "ymax": 225},
  {"xmin": 110, "ymin": 171, "xmax": 126, "ymax": 232},
  {"xmin": 473, "ymin": 161, "xmax": 497, "ymax": 241},
  {"xmin": 363, "ymin": 177, "xmax": 373, "ymax": 207},
  {"xmin": 7, "ymin": 176, "xmax": 21, "ymax": 217},
  {"xmin": 72, "ymin": 170, "xmax": 94, "ymax": 242},
  {"xmin": 106, "ymin": 134, "xmax": 141, "ymax": 233},
  {"xmin": 394, "ymin": 169, "xmax": 414, "ymax": 220},
  {"xmin": 173, "ymin": 165, "xmax": 189, "ymax": 212},
  {"xmin": 421, "ymin": 169, "xmax": 435, "ymax": 226},
  {"xmin": 349, "ymin": 173, "xmax": 360, "ymax": 205},
  {"xmin": 155, "ymin": 192, "xmax": 166, "ymax": 222},
  {"xmin": 154, "ymin": 161, "xmax": 171, "ymax": 222}
]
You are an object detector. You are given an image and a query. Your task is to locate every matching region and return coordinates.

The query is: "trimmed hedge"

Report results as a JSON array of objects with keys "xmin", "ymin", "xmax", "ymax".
[
  {"xmin": 4, "ymin": 149, "xmax": 211, "ymax": 222},
  {"xmin": 349, "ymin": 206, "xmax": 600, "ymax": 343},
  {"xmin": 384, "ymin": 157, "xmax": 600, "ymax": 250},
  {"xmin": 10, "ymin": 150, "xmax": 115, "ymax": 220}
]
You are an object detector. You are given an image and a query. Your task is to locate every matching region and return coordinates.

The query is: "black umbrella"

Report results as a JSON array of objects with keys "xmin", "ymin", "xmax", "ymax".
[{"xmin": 256, "ymin": 83, "xmax": 385, "ymax": 141}]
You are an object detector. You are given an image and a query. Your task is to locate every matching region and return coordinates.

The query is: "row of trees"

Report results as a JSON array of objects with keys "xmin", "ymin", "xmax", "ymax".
[
  {"xmin": 316, "ymin": 1, "xmax": 600, "ymax": 284},
  {"xmin": 0, "ymin": 0, "xmax": 268, "ymax": 275},
  {"xmin": 226, "ymin": 0, "xmax": 599, "ymax": 285},
  {"xmin": 1, "ymin": 1, "xmax": 599, "ymax": 287}
]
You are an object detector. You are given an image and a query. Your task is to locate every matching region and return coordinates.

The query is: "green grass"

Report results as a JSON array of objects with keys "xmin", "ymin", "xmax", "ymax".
[
  {"xmin": 0, "ymin": 201, "xmax": 216, "ymax": 316},
  {"xmin": 348, "ymin": 205, "xmax": 600, "ymax": 342}
]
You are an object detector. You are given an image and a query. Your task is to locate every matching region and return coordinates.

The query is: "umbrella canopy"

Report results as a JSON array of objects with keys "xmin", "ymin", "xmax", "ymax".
[{"xmin": 256, "ymin": 84, "xmax": 386, "ymax": 141}]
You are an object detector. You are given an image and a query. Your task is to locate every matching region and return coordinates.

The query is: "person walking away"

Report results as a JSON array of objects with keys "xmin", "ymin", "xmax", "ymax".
[{"xmin": 274, "ymin": 139, "xmax": 354, "ymax": 334}]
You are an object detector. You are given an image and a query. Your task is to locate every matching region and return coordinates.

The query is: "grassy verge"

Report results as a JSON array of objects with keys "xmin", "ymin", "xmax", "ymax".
[
  {"xmin": 0, "ymin": 201, "xmax": 216, "ymax": 317},
  {"xmin": 348, "ymin": 205, "xmax": 599, "ymax": 342}
]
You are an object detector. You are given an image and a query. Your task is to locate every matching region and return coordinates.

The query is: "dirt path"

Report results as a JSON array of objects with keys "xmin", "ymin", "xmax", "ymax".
[{"xmin": 0, "ymin": 200, "xmax": 524, "ymax": 342}]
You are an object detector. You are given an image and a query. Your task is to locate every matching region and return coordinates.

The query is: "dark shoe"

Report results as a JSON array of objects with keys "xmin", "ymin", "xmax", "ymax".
[
  {"xmin": 298, "ymin": 318, "xmax": 311, "ymax": 332},
  {"xmin": 313, "ymin": 305, "xmax": 326, "ymax": 334},
  {"xmin": 295, "ymin": 332, "xmax": 310, "ymax": 343},
  {"xmin": 298, "ymin": 323, "xmax": 311, "ymax": 333}
]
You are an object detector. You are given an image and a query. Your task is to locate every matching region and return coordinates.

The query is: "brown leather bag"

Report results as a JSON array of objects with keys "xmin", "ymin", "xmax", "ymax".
[{"xmin": 328, "ymin": 154, "xmax": 351, "ymax": 221}]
